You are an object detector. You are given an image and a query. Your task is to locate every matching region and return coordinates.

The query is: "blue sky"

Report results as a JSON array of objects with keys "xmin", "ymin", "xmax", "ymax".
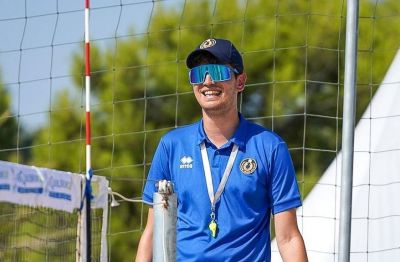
[{"xmin": 0, "ymin": 0, "xmax": 178, "ymax": 131}]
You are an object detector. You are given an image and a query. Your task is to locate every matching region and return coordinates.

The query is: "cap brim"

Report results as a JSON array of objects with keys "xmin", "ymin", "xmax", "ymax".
[{"xmin": 186, "ymin": 49, "xmax": 224, "ymax": 69}]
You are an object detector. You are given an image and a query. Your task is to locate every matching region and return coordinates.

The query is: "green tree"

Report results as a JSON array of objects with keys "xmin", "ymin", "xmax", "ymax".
[
  {"xmin": 29, "ymin": 0, "xmax": 400, "ymax": 260},
  {"xmin": 0, "ymin": 74, "xmax": 20, "ymax": 162},
  {"xmin": 0, "ymin": 73, "xmax": 37, "ymax": 261},
  {"xmin": 0, "ymin": 74, "xmax": 19, "ymax": 261}
]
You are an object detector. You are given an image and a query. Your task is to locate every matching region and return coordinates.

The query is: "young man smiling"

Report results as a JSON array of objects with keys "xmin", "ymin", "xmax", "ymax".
[{"xmin": 136, "ymin": 38, "xmax": 308, "ymax": 261}]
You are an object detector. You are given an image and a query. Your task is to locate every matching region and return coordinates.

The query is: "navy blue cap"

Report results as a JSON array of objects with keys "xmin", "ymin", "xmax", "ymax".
[{"xmin": 186, "ymin": 38, "xmax": 244, "ymax": 74}]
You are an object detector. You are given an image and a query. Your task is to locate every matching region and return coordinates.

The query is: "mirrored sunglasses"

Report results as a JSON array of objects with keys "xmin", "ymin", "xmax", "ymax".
[{"xmin": 188, "ymin": 64, "xmax": 238, "ymax": 85}]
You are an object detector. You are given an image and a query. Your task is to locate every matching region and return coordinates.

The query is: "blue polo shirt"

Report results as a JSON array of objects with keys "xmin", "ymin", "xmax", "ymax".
[{"xmin": 143, "ymin": 114, "xmax": 302, "ymax": 261}]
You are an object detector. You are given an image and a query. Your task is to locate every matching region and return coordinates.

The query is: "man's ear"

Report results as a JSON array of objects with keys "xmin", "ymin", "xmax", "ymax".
[{"xmin": 236, "ymin": 72, "xmax": 247, "ymax": 92}]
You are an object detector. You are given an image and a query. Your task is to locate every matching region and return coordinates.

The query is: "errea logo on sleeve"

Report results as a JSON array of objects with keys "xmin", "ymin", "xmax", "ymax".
[{"xmin": 180, "ymin": 156, "xmax": 193, "ymax": 169}]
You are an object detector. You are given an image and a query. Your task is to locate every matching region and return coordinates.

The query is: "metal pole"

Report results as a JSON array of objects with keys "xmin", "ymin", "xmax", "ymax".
[
  {"xmin": 339, "ymin": 0, "xmax": 359, "ymax": 261},
  {"xmin": 153, "ymin": 180, "xmax": 177, "ymax": 262},
  {"xmin": 84, "ymin": 0, "xmax": 92, "ymax": 261}
]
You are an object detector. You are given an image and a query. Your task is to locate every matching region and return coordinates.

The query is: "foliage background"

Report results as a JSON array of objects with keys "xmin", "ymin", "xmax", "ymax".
[{"xmin": 1, "ymin": 0, "xmax": 400, "ymax": 260}]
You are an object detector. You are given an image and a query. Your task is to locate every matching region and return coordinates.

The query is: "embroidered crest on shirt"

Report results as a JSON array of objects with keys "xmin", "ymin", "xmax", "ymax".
[
  {"xmin": 239, "ymin": 158, "xmax": 257, "ymax": 174},
  {"xmin": 180, "ymin": 156, "xmax": 193, "ymax": 169}
]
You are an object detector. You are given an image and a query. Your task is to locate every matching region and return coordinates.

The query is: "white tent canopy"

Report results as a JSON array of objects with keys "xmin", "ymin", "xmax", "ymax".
[{"xmin": 272, "ymin": 50, "xmax": 400, "ymax": 261}]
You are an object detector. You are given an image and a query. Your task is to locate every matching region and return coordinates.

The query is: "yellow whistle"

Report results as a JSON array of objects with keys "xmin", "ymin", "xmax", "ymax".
[{"xmin": 209, "ymin": 220, "xmax": 217, "ymax": 238}]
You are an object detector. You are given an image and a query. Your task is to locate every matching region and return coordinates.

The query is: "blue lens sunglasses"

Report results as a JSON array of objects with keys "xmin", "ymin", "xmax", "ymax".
[{"xmin": 189, "ymin": 64, "xmax": 239, "ymax": 85}]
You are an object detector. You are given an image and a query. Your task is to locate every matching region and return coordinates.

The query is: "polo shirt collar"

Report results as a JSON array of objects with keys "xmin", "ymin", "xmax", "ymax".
[{"xmin": 196, "ymin": 113, "xmax": 247, "ymax": 150}]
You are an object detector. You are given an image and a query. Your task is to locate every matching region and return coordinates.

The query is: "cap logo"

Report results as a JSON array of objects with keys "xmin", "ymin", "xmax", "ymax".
[
  {"xmin": 240, "ymin": 158, "xmax": 257, "ymax": 175},
  {"xmin": 200, "ymin": 39, "xmax": 216, "ymax": 49}
]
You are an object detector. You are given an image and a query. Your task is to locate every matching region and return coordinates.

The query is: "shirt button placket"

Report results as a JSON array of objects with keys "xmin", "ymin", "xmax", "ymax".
[{"xmin": 212, "ymin": 150, "xmax": 220, "ymax": 168}]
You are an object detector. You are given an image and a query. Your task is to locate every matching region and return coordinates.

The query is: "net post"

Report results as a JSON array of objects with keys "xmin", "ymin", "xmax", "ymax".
[
  {"xmin": 153, "ymin": 180, "xmax": 177, "ymax": 262},
  {"xmin": 84, "ymin": 0, "xmax": 92, "ymax": 261},
  {"xmin": 339, "ymin": 0, "xmax": 360, "ymax": 261}
]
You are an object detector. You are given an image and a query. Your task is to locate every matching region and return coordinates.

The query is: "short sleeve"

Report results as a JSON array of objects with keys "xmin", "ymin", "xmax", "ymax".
[
  {"xmin": 142, "ymin": 138, "xmax": 170, "ymax": 203},
  {"xmin": 270, "ymin": 142, "xmax": 302, "ymax": 214}
]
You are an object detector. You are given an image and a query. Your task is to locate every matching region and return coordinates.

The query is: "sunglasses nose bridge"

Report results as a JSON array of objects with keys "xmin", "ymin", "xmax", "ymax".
[{"xmin": 203, "ymin": 72, "xmax": 215, "ymax": 84}]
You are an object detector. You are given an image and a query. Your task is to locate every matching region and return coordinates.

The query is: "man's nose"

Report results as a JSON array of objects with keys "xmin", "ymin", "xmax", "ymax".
[{"xmin": 203, "ymin": 74, "xmax": 215, "ymax": 85}]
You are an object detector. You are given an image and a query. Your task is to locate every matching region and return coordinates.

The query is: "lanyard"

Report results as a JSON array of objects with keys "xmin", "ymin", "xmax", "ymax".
[{"xmin": 200, "ymin": 141, "xmax": 239, "ymax": 237}]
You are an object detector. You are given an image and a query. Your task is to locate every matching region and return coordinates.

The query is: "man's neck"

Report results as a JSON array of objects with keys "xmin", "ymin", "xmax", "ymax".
[{"xmin": 202, "ymin": 109, "xmax": 239, "ymax": 148}]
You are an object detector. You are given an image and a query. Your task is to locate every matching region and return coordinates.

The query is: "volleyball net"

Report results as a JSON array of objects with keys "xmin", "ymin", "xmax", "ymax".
[
  {"xmin": 0, "ymin": 160, "xmax": 109, "ymax": 261},
  {"xmin": 1, "ymin": 0, "xmax": 400, "ymax": 261}
]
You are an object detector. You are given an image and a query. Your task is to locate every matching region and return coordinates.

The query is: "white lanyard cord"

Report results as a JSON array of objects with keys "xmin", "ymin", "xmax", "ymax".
[{"xmin": 200, "ymin": 142, "xmax": 239, "ymax": 209}]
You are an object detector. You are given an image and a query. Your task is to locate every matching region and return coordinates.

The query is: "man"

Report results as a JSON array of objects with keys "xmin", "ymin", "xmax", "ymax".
[{"xmin": 136, "ymin": 38, "xmax": 307, "ymax": 261}]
